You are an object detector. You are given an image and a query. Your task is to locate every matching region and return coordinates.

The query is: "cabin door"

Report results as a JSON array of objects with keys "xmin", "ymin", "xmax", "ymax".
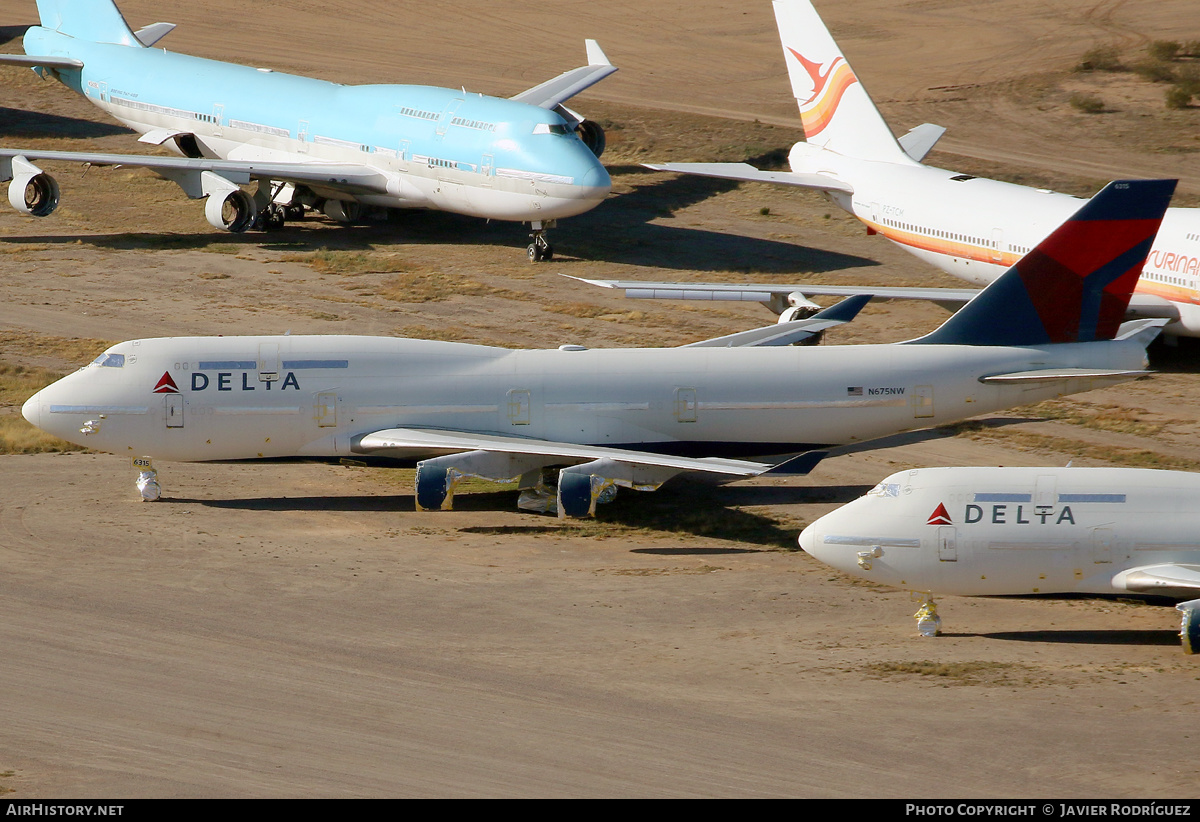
[{"xmin": 165, "ymin": 394, "xmax": 184, "ymax": 428}]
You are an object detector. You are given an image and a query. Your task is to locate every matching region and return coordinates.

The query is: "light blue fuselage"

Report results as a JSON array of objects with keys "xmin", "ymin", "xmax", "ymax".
[{"xmin": 22, "ymin": 25, "xmax": 610, "ymax": 220}]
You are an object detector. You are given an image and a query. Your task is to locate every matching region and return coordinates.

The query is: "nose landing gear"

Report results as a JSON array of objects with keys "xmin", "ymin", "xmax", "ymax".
[{"xmin": 527, "ymin": 220, "xmax": 556, "ymax": 262}]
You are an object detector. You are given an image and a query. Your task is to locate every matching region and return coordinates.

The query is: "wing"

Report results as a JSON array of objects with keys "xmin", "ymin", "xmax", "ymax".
[
  {"xmin": 355, "ymin": 426, "xmax": 826, "ymax": 517},
  {"xmin": 0, "ymin": 148, "xmax": 393, "ymax": 196},
  {"xmin": 355, "ymin": 426, "xmax": 810, "ymax": 476},
  {"xmin": 568, "ymin": 276, "xmax": 979, "ymax": 314},
  {"xmin": 643, "ymin": 162, "xmax": 853, "ymax": 194},
  {"xmin": 510, "ymin": 40, "xmax": 617, "ymax": 110}
]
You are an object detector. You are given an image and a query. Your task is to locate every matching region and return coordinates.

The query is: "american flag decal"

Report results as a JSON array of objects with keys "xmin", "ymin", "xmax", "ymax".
[{"xmin": 847, "ymin": 386, "xmax": 863, "ymax": 396}]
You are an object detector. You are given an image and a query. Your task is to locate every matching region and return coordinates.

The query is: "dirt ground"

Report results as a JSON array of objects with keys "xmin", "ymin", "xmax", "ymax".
[{"xmin": 2, "ymin": 0, "xmax": 1200, "ymax": 799}]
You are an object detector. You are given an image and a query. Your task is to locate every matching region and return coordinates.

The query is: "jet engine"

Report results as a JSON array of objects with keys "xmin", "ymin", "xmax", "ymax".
[
  {"xmin": 8, "ymin": 165, "xmax": 59, "ymax": 217},
  {"xmin": 204, "ymin": 187, "xmax": 256, "ymax": 233},
  {"xmin": 575, "ymin": 119, "xmax": 606, "ymax": 159}
]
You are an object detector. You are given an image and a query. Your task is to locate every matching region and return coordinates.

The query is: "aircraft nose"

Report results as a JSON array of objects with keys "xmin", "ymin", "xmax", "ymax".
[
  {"xmin": 21, "ymin": 390, "xmax": 43, "ymax": 429},
  {"xmin": 798, "ymin": 523, "xmax": 816, "ymax": 554},
  {"xmin": 579, "ymin": 160, "xmax": 610, "ymax": 192}
]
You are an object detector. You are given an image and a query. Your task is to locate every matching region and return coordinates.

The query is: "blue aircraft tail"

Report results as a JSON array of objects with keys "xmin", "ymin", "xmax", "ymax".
[
  {"xmin": 34, "ymin": 0, "xmax": 141, "ymax": 47},
  {"xmin": 909, "ymin": 179, "xmax": 1176, "ymax": 347}
]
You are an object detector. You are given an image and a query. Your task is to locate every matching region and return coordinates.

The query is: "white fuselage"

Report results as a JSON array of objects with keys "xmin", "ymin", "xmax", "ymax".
[
  {"xmin": 800, "ymin": 466, "xmax": 1200, "ymax": 599},
  {"xmin": 23, "ymin": 334, "xmax": 1150, "ymax": 465},
  {"xmin": 789, "ymin": 143, "xmax": 1200, "ymax": 335}
]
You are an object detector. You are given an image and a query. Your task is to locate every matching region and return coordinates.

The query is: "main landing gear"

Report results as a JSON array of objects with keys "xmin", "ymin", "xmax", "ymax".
[{"xmin": 527, "ymin": 219, "xmax": 556, "ymax": 262}]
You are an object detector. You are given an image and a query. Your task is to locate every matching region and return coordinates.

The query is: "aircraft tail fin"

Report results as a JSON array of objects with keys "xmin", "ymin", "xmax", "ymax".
[
  {"xmin": 910, "ymin": 179, "xmax": 1176, "ymax": 347},
  {"xmin": 34, "ymin": 0, "xmax": 141, "ymax": 47},
  {"xmin": 773, "ymin": 0, "xmax": 912, "ymax": 164}
]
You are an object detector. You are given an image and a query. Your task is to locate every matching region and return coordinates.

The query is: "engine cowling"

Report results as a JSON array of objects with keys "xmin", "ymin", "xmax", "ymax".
[
  {"xmin": 204, "ymin": 188, "xmax": 256, "ymax": 233},
  {"xmin": 322, "ymin": 199, "xmax": 365, "ymax": 223},
  {"xmin": 575, "ymin": 119, "xmax": 606, "ymax": 159},
  {"xmin": 8, "ymin": 168, "xmax": 59, "ymax": 217}
]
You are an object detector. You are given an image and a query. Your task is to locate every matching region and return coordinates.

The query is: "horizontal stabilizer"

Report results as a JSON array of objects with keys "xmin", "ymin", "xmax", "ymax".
[
  {"xmin": 644, "ymin": 162, "xmax": 853, "ymax": 194},
  {"xmin": 567, "ymin": 275, "xmax": 978, "ymax": 310},
  {"xmin": 134, "ymin": 22, "xmax": 176, "ymax": 48},
  {"xmin": 0, "ymin": 54, "xmax": 83, "ymax": 70},
  {"xmin": 979, "ymin": 368, "xmax": 1150, "ymax": 384},
  {"xmin": 683, "ymin": 295, "xmax": 871, "ymax": 347},
  {"xmin": 355, "ymin": 427, "xmax": 785, "ymax": 478},
  {"xmin": 510, "ymin": 40, "xmax": 617, "ymax": 109},
  {"xmin": 898, "ymin": 123, "xmax": 946, "ymax": 162},
  {"xmin": 1114, "ymin": 317, "xmax": 1169, "ymax": 345}
]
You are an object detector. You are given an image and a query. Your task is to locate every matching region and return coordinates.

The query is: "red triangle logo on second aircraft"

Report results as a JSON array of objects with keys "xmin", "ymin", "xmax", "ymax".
[
  {"xmin": 153, "ymin": 371, "xmax": 179, "ymax": 394},
  {"xmin": 927, "ymin": 503, "xmax": 952, "ymax": 525}
]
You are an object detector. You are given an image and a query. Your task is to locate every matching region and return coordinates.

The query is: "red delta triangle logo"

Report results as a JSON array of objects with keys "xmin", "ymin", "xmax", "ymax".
[
  {"xmin": 153, "ymin": 371, "xmax": 180, "ymax": 394},
  {"xmin": 927, "ymin": 503, "xmax": 952, "ymax": 525}
]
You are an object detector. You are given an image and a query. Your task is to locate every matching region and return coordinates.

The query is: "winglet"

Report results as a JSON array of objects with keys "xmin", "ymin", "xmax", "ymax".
[
  {"xmin": 585, "ymin": 40, "xmax": 612, "ymax": 67},
  {"xmin": 510, "ymin": 41, "xmax": 618, "ymax": 109},
  {"xmin": 909, "ymin": 179, "xmax": 1176, "ymax": 346}
]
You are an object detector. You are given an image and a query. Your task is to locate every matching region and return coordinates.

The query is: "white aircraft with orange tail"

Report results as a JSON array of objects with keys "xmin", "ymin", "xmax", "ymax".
[{"xmin": 644, "ymin": 0, "xmax": 1200, "ymax": 338}]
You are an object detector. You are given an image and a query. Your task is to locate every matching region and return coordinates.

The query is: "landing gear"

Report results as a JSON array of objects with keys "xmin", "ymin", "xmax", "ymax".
[
  {"xmin": 527, "ymin": 220, "xmax": 556, "ymax": 262},
  {"xmin": 136, "ymin": 465, "xmax": 162, "ymax": 496},
  {"xmin": 254, "ymin": 202, "xmax": 288, "ymax": 232},
  {"xmin": 913, "ymin": 595, "xmax": 942, "ymax": 637}
]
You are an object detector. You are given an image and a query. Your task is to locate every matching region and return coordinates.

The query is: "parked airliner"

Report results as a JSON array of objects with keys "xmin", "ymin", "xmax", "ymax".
[
  {"xmin": 800, "ymin": 466, "xmax": 1200, "ymax": 655},
  {"xmin": 0, "ymin": 0, "xmax": 615, "ymax": 260},
  {"xmin": 21, "ymin": 180, "xmax": 1175, "ymax": 518},
  {"xmin": 649, "ymin": 0, "xmax": 1200, "ymax": 336}
]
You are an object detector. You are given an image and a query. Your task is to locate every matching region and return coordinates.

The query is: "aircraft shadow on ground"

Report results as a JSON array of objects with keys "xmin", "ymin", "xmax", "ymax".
[
  {"xmin": 561, "ymin": 167, "xmax": 875, "ymax": 273},
  {"xmin": 0, "ymin": 106, "xmax": 133, "ymax": 140},
  {"xmin": 0, "ymin": 164, "xmax": 874, "ymax": 274},
  {"xmin": 972, "ymin": 629, "xmax": 1181, "ymax": 647},
  {"xmin": 173, "ymin": 494, "xmax": 417, "ymax": 512},
  {"xmin": 710, "ymin": 484, "xmax": 873, "ymax": 506},
  {"xmin": 169, "ymin": 481, "xmax": 809, "ymax": 548},
  {"xmin": 0, "ymin": 25, "xmax": 31, "ymax": 46}
]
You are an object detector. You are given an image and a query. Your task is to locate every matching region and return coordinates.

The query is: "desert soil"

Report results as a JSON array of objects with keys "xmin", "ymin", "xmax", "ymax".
[{"xmin": 1, "ymin": 0, "xmax": 1200, "ymax": 799}]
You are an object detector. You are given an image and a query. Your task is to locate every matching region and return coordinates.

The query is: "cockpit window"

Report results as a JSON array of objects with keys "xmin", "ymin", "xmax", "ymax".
[
  {"xmin": 91, "ymin": 352, "xmax": 125, "ymax": 368},
  {"xmin": 533, "ymin": 123, "xmax": 573, "ymax": 136}
]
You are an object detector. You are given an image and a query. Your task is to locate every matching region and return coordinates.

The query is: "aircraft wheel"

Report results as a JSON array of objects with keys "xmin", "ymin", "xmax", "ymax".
[
  {"xmin": 541, "ymin": 244, "xmax": 554, "ymax": 262},
  {"xmin": 264, "ymin": 204, "xmax": 287, "ymax": 231},
  {"xmin": 527, "ymin": 243, "xmax": 542, "ymax": 263}
]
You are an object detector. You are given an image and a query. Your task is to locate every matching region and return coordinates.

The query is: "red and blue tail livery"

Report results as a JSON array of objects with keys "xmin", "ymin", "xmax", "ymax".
[{"xmin": 912, "ymin": 179, "xmax": 1176, "ymax": 347}]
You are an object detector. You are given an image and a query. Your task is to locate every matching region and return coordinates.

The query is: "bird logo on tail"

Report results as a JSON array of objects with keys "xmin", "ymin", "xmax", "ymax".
[{"xmin": 786, "ymin": 48, "xmax": 858, "ymax": 138}]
